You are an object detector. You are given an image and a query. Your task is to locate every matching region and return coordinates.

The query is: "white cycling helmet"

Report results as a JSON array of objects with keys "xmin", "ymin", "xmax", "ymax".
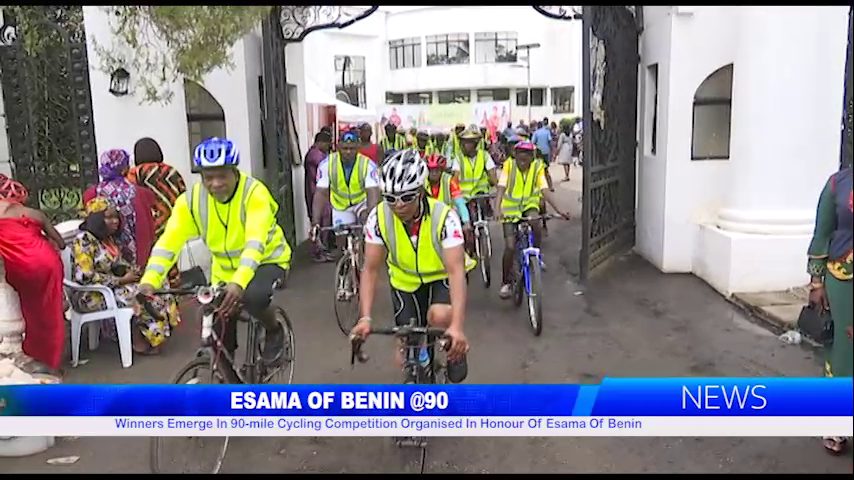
[
  {"xmin": 193, "ymin": 137, "xmax": 240, "ymax": 169},
  {"xmin": 381, "ymin": 149, "xmax": 427, "ymax": 194}
]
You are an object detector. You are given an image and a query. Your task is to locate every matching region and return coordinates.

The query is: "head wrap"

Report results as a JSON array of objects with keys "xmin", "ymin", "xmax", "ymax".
[
  {"xmin": 0, "ymin": 174, "xmax": 29, "ymax": 204},
  {"xmin": 99, "ymin": 149, "xmax": 131, "ymax": 182},
  {"xmin": 84, "ymin": 196, "xmax": 111, "ymax": 216}
]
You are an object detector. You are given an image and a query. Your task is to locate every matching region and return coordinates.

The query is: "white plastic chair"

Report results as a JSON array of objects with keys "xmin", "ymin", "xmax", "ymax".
[{"xmin": 60, "ymin": 247, "xmax": 134, "ymax": 369}]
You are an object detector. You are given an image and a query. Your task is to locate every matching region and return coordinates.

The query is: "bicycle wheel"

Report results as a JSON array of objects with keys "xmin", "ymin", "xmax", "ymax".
[
  {"xmin": 477, "ymin": 229, "xmax": 491, "ymax": 288},
  {"xmin": 262, "ymin": 307, "xmax": 296, "ymax": 385},
  {"xmin": 526, "ymin": 255, "xmax": 544, "ymax": 336},
  {"xmin": 150, "ymin": 358, "xmax": 230, "ymax": 474},
  {"xmin": 334, "ymin": 252, "xmax": 359, "ymax": 335}
]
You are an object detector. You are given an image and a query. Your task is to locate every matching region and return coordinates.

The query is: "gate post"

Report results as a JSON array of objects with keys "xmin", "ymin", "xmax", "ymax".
[{"xmin": 580, "ymin": 6, "xmax": 592, "ymax": 283}]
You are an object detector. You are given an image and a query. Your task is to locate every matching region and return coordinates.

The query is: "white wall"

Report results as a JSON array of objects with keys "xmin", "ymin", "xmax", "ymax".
[
  {"xmin": 635, "ymin": 6, "xmax": 673, "ymax": 269},
  {"xmin": 83, "ymin": 6, "xmax": 257, "ymax": 194}
]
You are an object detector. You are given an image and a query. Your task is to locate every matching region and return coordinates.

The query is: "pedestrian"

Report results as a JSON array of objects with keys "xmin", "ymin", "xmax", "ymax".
[
  {"xmin": 126, "ymin": 138, "xmax": 187, "ymax": 288},
  {"xmin": 532, "ymin": 121, "xmax": 554, "ymax": 192},
  {"xmin": 71, "ymin": 196, "xmax": 180, "ymax": 355},
  {"xmin": 556, "ymin": 122, "xmax": 574, "ymax": 182},
  {"xmin": 502, "ymin": 121, "xmax": 515, "ymax": 141},
  {"xmin": 806, "ymin": 161, "xmax": 852, "ymax": 456},
  {"xmin": 305, "ymin": 131, "xmax": 334, "ymax": 262},
  {"xmin": 84, "ymin": 149, "xmax": 157, "ymax": 270},
  {"xmin": 357, "ymin": 122, "xmax": 380, "ymax": 164},
  {"xmin": 0, "ymin": 175, "xmax": 66, "ymax": 375}
]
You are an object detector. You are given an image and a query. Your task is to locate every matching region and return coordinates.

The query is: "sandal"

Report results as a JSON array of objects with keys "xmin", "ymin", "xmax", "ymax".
[{"xmin": 823, "ymin": 436, "xmax": 848, "ymax": 455}]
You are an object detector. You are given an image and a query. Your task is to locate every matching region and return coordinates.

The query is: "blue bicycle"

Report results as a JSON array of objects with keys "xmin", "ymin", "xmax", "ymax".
[{"xmin": 510, "ymin": 213, "xmax": 562, "ymax": 336}]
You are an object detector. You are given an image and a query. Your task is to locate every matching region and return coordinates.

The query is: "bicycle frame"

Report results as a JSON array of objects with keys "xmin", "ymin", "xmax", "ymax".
[{"xmin": 515, "ymin": 222, "xmax": 542, "ymax": 296}]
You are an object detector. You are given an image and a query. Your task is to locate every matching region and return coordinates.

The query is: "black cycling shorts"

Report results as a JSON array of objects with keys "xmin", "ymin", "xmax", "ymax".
[
  {"xmin": 391, "ymin": 279, "xmax": 450, "ymax": 327},
  {"xmin": 220, "ymin": 264, "xmax": 287, "ymax": 353}
]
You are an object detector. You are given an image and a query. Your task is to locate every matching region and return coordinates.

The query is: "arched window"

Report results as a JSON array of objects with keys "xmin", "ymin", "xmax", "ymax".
[
  {"xmin": 185, "ymin": 80, "xmax": 226, "ymax": 169},
  {"xmin": 691, "ymin": 64, "xmax": 733, "ymax": 160}
]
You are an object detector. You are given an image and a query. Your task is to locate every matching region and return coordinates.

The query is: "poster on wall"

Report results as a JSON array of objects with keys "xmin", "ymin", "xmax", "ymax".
[{"xmin": 472, "ymin": 101, "xmax": 511, "ymax": 143}]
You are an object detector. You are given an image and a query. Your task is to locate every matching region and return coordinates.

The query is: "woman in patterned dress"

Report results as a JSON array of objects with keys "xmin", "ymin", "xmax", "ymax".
[{"xmin": 70, "ymin": 196, "xmax": 180, "ymax": 355}]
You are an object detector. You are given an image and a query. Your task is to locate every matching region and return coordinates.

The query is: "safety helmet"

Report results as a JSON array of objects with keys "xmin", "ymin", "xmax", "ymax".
[
  {"xmin": 193, "ymin": 137, "xmax": 240, "ymax": 169},
  {"xmin": 514, "ymin": 141, "xmax": 536, "ymax": 152},
  {"xmin": 381, "ymin": 149, "xmax": 428, "ymax": 194},
  {"xmin": 425, "ymin": 153, "xmax": 448, "ymax": 170},
  {"xmin": 458, "ymin": 126, "xmax": 482, "ymax": 140}
]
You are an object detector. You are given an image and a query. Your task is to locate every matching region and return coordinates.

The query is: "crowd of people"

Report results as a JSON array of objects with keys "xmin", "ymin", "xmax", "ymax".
[{"xmin": 0, "ymin": 138, "xmax": 187, "ymax": 375}]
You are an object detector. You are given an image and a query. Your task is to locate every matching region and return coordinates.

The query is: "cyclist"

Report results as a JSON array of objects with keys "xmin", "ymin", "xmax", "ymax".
[
  {"xmin": 492, "ymin": 141, "xmax": 570, "ymax": 300},
  {"xmin": 453, "ymin": 126, "xmax": 498, "ymax": 254},
  {"xmin": 425, "ymin": 153, "xmax": 471, "ymax": 236},
  {"xmin": 414, "ymin": 130, "xmax": 435, "ymax": 158},
  {"xmin": 138, "ymin": 137, "xmax": 292, "ymax": 365},
  {"xmin": 350, "ymin": 150, "xmax": 471, "ymax": 383},
  {"xmin": 310, "ymin": 130, "xmax": 380, "ymax": 235}
]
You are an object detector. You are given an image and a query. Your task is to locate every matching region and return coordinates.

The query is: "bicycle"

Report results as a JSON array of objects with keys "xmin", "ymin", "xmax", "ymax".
[
  {"xmin": 468, "ymin": 192, "xmax": 494, "ymax": 288},
  {"xmin": 146, "ymin": 280, "xmax": 296, "ymax": 474},
  {"xmin": 508, "ymin": 213, "xmax": 565, "ymax": 336},
  {"xmin": 318, "ymin": 223, "xmax": 364, "ymax": 335},
  {"xmin": 350, "ymin": 319, "xmax": 450, "ymax": 472}
]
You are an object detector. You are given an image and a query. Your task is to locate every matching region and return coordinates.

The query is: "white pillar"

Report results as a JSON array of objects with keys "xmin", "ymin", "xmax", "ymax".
[
  {"xmin": 0, "ymin": 258, "xmax": 25, "ymax": 357},
  {"xmin": 694, "ymin": 6, "xmax": 849, "ymax": 294},
  {"xmin": 718, "ymin": 6, "xmax": 846, "ymax": 234}
]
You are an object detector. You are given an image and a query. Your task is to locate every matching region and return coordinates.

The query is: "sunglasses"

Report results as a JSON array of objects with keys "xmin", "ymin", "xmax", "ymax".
[{"xmin": 383, "ymin": 190, "xmax": 420, "ymax": 204}]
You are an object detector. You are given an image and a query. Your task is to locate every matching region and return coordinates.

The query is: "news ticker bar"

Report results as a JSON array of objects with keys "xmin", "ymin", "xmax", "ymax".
[
  {"xmin": 1, "ymin": 379, "xmax": 851, "ymax": 417},
  {"xmin": 0, "ymin": 416, "xmax": 851, "ymax": 437}
]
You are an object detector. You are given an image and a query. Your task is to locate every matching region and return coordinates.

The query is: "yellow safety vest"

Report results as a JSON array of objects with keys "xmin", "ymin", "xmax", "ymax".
[
  {"xmin": 141, "ymin": 172, "xmax": 292, "ymax": 289},
  {"xmin": 426, "ymin": 173, "xmax": 453, "ymax": 205},
  {"xmin": 457, "ymin": 150, "xmax": 491, "ymax": 197},
  {"xmin": 328, "ymin": 152, "xmax": 371, "ymax": 211},
  {"xmin": 377, "ymin": 197, "xmax": 475, "ymax": 292},
  {"xmin": 501, "ymin": 160, "xmax": 546, "ymax": 220},
  {"xmin": 381, "ymin": 134, "xmax": 405, "ymax": 151}
]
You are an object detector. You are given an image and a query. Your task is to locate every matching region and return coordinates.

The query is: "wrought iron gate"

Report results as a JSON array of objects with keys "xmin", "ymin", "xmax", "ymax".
[
  {"xmin": 0, "ymin": 6, "xmax": 98, "ymax": 222},
  {"xmin": 580, "ymin": 6, "xmax": 641, "ymax": 281},
  {"xmin": 261, "ymin": 7, "xmax": 297, "ymax": 249}
]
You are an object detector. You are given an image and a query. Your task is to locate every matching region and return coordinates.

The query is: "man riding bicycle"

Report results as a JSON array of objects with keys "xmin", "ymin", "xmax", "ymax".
[
  {"xmin": 350, "ymin": 150, "xmax": 471, "ymax": 383},
  {"xmin": 453, "ymin": 126, "xmax": 498, "ymax": 254},
  {"xmin": 310, "ymin": 130, "xmax": 380, "ymax": 236},
  {"xmin": 425, "ymin": 153, "xmax": 471, "ymax": 233},
  {"xmin": 139, "ymin": 137, "xmax": 292, "ymax": 365},
  {"xmin": 492, "ymin": 141, "xmax": 570, "ymax": 300}
]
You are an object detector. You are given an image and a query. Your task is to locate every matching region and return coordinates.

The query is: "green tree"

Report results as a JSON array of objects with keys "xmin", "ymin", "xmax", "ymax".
[{"xmin": 4, "ymin": 6, "xmax": 273, "ymax": 104}]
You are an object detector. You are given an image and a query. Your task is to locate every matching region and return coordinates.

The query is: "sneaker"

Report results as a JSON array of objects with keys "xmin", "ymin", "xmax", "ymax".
[
  {"xmin": 446, "ymin": 355, "xmax": 468, "ymax": 383},
  {"xmin": 499, "ymin": 284, "xmax": 512, "ymax": 299},
  {"xmin": 262, "ymin": 324, "xmax": 285, "ymax": 365}
]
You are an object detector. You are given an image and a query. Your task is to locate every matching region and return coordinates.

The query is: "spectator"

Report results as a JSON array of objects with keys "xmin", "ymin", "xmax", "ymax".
[
  {"xmin": 357, "ymin": 122, "xmax": 380, "ymax": 164},
  {"xmin": 305, "ymin": 131, "xmax": 334, "ymax": 262}
]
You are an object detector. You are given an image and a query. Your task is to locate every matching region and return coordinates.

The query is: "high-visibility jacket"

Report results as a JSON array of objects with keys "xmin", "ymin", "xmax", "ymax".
[
  {"xmin": 328, "ymin": 152, "xmax": 372, "ymax": 211},
  {"xmin": 140, "ymin": 172, "xmax": 292, "ymax": 290},
  {"xmin": 381, "ymin": 134, "xmax": 405, "ymax": 151},
  {"xmin": 377, "ymin": 197, "xmax": 474, "ymax": 292},
  {"xmin": 425, "ymin": 173, "xmax": 453, "ymax": 205},
  {"xmin": 457, "ymin": 150, "xmax": 491, "ymax": 198},
  {"xmin": 501, "ymin": 159, "xmax": 546, "ymax": 220}
]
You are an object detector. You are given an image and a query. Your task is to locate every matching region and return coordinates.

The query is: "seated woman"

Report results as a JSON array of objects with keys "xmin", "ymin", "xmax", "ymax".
[{"xmin": 70, "ymin": 196, "xmax": 180, "ymax": 355}]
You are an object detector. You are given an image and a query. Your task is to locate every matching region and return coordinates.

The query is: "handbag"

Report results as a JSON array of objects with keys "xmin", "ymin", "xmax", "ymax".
[
  {"xmin": 179, "ymin": 241, "xmax": 208, "ymax": 288},
  {"xmin": 796, "ymin": 304, "xmax": 834, "ymax": 346}
]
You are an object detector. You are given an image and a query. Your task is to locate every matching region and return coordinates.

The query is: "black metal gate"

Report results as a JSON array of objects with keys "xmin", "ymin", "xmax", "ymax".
[
  {"xmin": 0, "ymin": 6, "xmax": 98, "ymax": 222},
  {"xmin": 261, "ymin": 7, "xmax": 297, "ymax": 249},
  {"xmin": 580, "ymin": 6, "xmax": 641, "ymax": 281},
  {"xmin": 841, "ymin": 6, "xmax": 852, "ymax": 170}
]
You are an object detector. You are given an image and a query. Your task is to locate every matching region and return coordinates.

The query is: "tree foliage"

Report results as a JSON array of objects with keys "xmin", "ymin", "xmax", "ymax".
[{"xmin": 3, "ymin": 6, "xmax": 273, "ymax": 104}]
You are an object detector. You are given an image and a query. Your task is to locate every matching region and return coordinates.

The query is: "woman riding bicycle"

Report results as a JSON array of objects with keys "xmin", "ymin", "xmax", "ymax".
[{"xmin": 492, "ymin": 141, "xmax": 570, "ymax": 299}]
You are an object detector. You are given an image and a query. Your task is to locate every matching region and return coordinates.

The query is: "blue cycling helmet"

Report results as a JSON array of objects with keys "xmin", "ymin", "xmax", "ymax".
[{"xmin": 193, "ymin": 137, "xmax": 240, "ymax": 169}]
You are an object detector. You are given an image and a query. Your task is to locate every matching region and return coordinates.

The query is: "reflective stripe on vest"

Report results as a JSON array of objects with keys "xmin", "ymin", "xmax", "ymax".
[
  {"xmin": 502, "ymin": 160, "xmax": 544, "ymax": 218},
  {"xmin": 186, "ymin": 177, "xmax": 257, "ymax": 239},
  {"xmin": 380, "ymin": 199, "xmax": 449, "ymax": 279},
  {"xmin": 458, "ymin": 150, "xmax": 489, "ymax": 196},
  {"xmin": 329, "ymin": 152, "xmax": 369, "ymax": 210}
]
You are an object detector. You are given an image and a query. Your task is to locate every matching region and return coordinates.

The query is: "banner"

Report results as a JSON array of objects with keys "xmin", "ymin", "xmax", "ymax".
[
  {"xmin": 377, "ymin": 102, "xmax": 513, "ymax": 134},
  {"xmin": 1, "ymin": 379, "xmax": 850, "ymax": 437}
]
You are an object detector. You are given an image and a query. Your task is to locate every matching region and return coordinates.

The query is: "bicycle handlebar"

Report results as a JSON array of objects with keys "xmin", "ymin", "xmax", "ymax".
[
  {"xmin": 319, "ymin": 223, "xmax": 364, "ymax": 234},
  {"xmin": 349, "ymin": 324, "xmax": 449, "ymax": 366}
]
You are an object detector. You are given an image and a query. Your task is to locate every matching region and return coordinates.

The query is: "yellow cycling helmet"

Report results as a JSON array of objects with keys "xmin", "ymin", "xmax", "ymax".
[{"xmin": 458, "ymin": 126, "xmax": 482, "ymax": 140}]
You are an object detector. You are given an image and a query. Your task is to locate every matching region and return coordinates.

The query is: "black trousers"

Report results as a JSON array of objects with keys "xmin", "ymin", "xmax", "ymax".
[{"xmin": 219, "ymin": 264, "xmax": 287, "ymax": 353}]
